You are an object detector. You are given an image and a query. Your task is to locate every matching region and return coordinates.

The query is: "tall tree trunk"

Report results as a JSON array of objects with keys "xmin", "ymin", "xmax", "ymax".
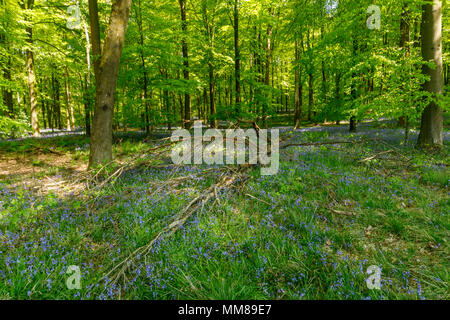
[
  {"xmin": 208, "ymin": 63, "xmax": 216, "ymax": 128},
  {"xmin": 2, "ymin": 57, "xmax": 14, "ymax": 118},
  {"xmin": 349, "ymin": 39, "xmax": 358, "ymax": 132},
  {"xmin": 51, "ymin": 72, "xmax": 62, "ymax": 130},
  {"xmin": 308, "ymin": 73, "xmax": 314, "ymax": 121},
  {"xmin": 38, "ymin": 77, "xmax": 46, "ymax": 129},
  {"xmin": 264, "ymin": 9, "xmax": 273, "ymax": 127},
  {"xmin": 398, "ymin": 3, "xmax": 410, "ymax": 128},
  {"xmin": 89, "ymin": 0, "xmax": 133, "ymax": 167},
  {"xmin": 179, "ymin": 0, "xmax": 191, "ymax": 129},
  {"xmin": 64, "ymin": 67, "xmax": 75, "ymax": 130},
  {"xmin": 335, "ymin": 71, "xmax": 341, "ymax": 124},
  {"xmin": 162, "ymin": 69, "xmax": 171, "ymax": 130},
  {"xmin": 82, "ymin": 74, "xmax": 91, "ymax": 136},
  {"xmin": 88, "ymin": 0, "xmax": 101, "ymax": 86},
  {"xmin": 201, "ymin": 0, "xmax": 217, "ymax": 128},
  {"xmin": 0, "ymin": 1, "xmax": 13, "ymax": 118},
  {"xmin": 136, "ymin": 0, "xmax": 150, "ymax": 135},
  {"xmin": 22, "ymin": 0, "xmax": 40, "ymax": 136},
  {"xmin": 81, "ymin": 3, "xmax": 92, "ymax": 136},
  {"xmin": 294, "ymin": 38, "xmax": 302, "ymax": 129},
  {"xmin": 233, "ymin": 0, "xmax": 241, "ymax": 116},
  {"xmin": 417, "ymin": 0, "xmax": 443, "ymax": 148},
  {"xmin": 320, "ymin": 27, "xmax": 327, "ymax": 107}
]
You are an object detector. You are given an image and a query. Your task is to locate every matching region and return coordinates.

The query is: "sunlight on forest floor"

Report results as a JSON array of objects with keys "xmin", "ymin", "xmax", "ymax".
[{"xmin": 0, "ymin": 123, "xmax": 448, "ymax": 300}]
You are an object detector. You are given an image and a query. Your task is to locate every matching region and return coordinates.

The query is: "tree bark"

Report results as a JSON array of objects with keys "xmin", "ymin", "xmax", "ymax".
[
  {"xmin": 201, "ymin": 0, "xmax": 217, "ymax": 128},
  {"xmin": 335, "ymin": 71, "xmax": 341, "ymax": 124},
  {"xmin": 89, "ymin": 0, "xmax": 133, "ymax": 167},
  {"xmin": 51, "ymin": 72, "xmax": 62, "ymax": 130},
  {"xmin": 349, "ymin": 39, "xmax": 358, "ymax": 132},
  {"xmin": 22, "ymin": 0, "xmax": 40, "ymax": 136},
  {"xmin": 2, "ymin": 57, "xmax": 14, "ymax": 118},
  {"xmin": 179, "ymin": 0, "xmax": 191, "ymax": 129},
  {"xmin": 308, "ymin": 73, "xmax": 314, "ymax": 121},
  {"xmin": 264, "ymin": 9, "xmax": 273, "ymax": 126},
  {"xmin": 82, "ymin": 74, "xmax": 91, "ymax": 136},
  {"xmin": 88, "ymin": 0, "xmax": 102, "ymax": 87},
  {"xmin": 397, "ymin": 3, "xmax": 410, "ymax": 128},
  {"xmin": 294, "ymin": 38, "xmax": 302, "ymax": 129},
  {"xmin": 135, "ymin": 0, "xmax": 150, "ymax": 135},
  {"xmin": 64, "ymin": 67, "xmax": 75, "ymax": 130},
  {"xmin": 233, "ymin": 0, "xmax": 241, "ymax": 116},
  {"xmin": 81, "ymin": 3, "xmax": 92, "ymax": 136},
  {"xmin": 417, "ymin": 0, "xmax": 443, "ymax": 148}
]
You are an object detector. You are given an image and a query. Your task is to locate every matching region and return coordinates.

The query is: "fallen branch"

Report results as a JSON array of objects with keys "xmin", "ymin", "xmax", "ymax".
[
  {"xmin": 359, "ymin": 149, "xmax": 394, "ymax": 162},
  {"xmin": 102, "ymin": 165, "xmax": 250, "ymax": 286},
  {"xmin": 280, "ymin": 139, "xmax": 373, "ymax": 149},
  {"xmin": 330, "ymin": 208, "xmax": 356, "ymax": 216}
]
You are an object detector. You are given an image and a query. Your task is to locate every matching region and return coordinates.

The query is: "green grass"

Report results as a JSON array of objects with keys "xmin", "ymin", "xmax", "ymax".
[{"xmin": 0, "ymin": 128, "xmax": 448, "ymax": 300}]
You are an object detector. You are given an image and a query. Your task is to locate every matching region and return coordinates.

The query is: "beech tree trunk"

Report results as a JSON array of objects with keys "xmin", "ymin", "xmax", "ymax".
[
  {"xmin": 349, "ymin": 39, "xmax": 358, "ymax": 132},
  {"xmin": 201, "ymin": 0, "xmax": 217, "ymax": 128},
  {"xmin": 64, "ymin": 67, "xmax": 75, "ymax": 130},
  {"xmin": 81, "ymin": 4, "xmax": 92, "ymax": 136},
  {"xmin": 21, "ymin": 0, "xmax": 40, "ymax": 137},
  {"xmin": 335, "ymin": 71, "xmax": 341, "ymax": 124},
  {"xmin": 136, "ymin": 0, "xmax": 150, "ymax": 135},
  {"xmin": 264, "ymin": 8, "xmax": 273, "ymax": 127},
  {"xmin": 233, "ymin": 0, "xmax": 241, "ymax": 116},
  {"xmin": 417, "ymin": 0, "xmax": 443, "ymax": 148},
  {"xmin": 88, "ymin": 0, "xmax": 102, "ymax": 86},
  {"xmin": 179, "ymin": 0, "xmax": 191, "ymax": 129},
  {"xmin": 294, "ymin": 38, "xmax": 302, "ymax": 129},
  {"xmin": 0, "ymin": 1, "xmax": 13, "ymax": 118},
  {"xmin": 89, "ymin": 0, "xmax": 132, "ymax": 167},
  {"xmin": 397, "ymin": 3, "xmax": 410, "ymax": 128}
]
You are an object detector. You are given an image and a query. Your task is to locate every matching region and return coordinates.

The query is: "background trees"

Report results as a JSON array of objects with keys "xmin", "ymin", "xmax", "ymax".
[
  {"xmin": 417, "ymin": 0, "xmax": 444, "ymax": 148},
  {"xmin": 0, "ymin": 0, "xmax": 447, "ymax": 150}
]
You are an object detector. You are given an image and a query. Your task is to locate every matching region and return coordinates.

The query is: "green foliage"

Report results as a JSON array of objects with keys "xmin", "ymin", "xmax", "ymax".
[{"xmin": 0, "ymin": 116, "xmax": 30, "ymax": 139}]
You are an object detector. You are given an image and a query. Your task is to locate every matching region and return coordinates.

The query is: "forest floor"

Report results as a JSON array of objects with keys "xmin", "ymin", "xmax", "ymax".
[{"xmin": 0, "ymin": 121, "xmax": 448, "ymax": 300}]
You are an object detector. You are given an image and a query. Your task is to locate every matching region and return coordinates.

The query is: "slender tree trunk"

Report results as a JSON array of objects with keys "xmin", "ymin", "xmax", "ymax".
[
  {"xmin": 82, "ymin": 74, "xmax": 91, "ymax": 136},
  {"xmin": 64, "ymin": 67, "xmax": 75, "ymax": 130},
  {"xmin": 39, "ymin": 77, "xmax": 46, "ymax": 128},
  {"xmin": 81, "ymin": 3, "xmax": 92, "ymax": 136},
  {"xmin": 162, "ymin": 69, "xmax": 171, "ymax": 130},
  {"xmin": 398, "ymin": 3, "xmax": 410, "ymax": 128},
  {"xmin": 308, "ymin": 73, "xmax": 314, "ymax": 121},
  {"xmin": 335, "ymin": 71, "xmax": 341, "ymax": 124},
  {"xmin": 136, "ymin": 0, "xmax": 150, "ymax": 135},
  {"xmin": 51, "ymin": 72, "xmax": 62, "ymax": 130},
  {"xmin": 208, "ymin": 64, "xmax": 216, "ymax": 127},
  {"xmin": 264, "ymin": 9, "xmax": 273, "ymax": 127},
  {"xmin": 0, "ymin": 1, "xmax": 13, "ymax": 118},
  {"xmin": 201, "ymin": 1, "xmax": 217, "ymax": 128},
  {"xmin": 294, "ymin": 38, "xmax": 302, "ymax": 129},
  {"xmin": 350, "ymin": 39, "xmax": 358, "ymax": 132},
  {"xmin": 89, "ymin": 0, "xmax": 133, "ymax": 167},
  {"xmin": 417, "ymin": 0, "xmax": 443, "ymax": 148},
  {"xmin": 320, "ymin": 27, "xmax": 327, "ymax": 107},
  {"xmin": 2, "ymin": 58, "xmax": 14, "ymax": 118},
  {"xmin": 88, "ymin": 0, "xmax": 101, "ymax": 86},
  {"xmin": 22, "ymin": 0, "xmax": 40, "ymax": 136},
  {"xmin": 233, "ymin": 0, "xmax": 241, "ymax": 116},
  {"xmin": 179, "ymin": 0, "xmax": 191, "ymax": 129}
]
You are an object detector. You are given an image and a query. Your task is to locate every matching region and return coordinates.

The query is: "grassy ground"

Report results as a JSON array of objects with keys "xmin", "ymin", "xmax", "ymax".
[{"xmin": 0, "ymin": 123, "xmax": 448, "ymax": 300}]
